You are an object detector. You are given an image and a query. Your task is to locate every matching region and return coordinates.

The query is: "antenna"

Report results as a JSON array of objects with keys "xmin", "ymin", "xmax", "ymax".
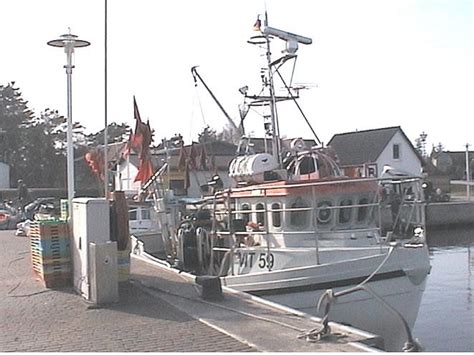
[{"xmin": 262, "ymin": 26, "xmax": 312, "ymax": 54}]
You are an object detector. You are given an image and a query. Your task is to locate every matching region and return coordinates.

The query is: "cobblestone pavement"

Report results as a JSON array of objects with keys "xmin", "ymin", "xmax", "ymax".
[{"xmin": 0, "ymin": 231, "xmax": 255, "ymax": 352}]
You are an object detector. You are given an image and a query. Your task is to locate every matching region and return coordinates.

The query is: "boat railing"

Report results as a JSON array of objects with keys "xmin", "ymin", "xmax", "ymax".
[{"xmin": 203, "ymin": 176, "xmax": 425, "ymax": 275}]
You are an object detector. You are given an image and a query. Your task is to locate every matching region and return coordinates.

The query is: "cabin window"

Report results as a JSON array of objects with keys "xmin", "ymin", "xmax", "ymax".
[
  {"xmin": 271, "ymin": 203, "xmax": 282, "ymax": 228},
  {"xmin": 299, "ymin": 156, "xmax": 316, "ymax": 175},
  {"xmin": 393, "ymin": 144, "xmax": 400, "ymax": 159},
  {"xmin": 241, "ymin": 203, "xmax": 251, "ymax": 224},
  {"xmin": 170, "ymin": 179, "xmax": 186, "ymax": 196},
  {"xmin": 141, "ymin": 208, "xmax": 151, "ymax": 220},
  {"xmin": 256, "ymin": 203, "xmax": 265, "ymax": 226},
  {"xmin": 338, "ymin": 199, "xmax": 353, "ymax": 224},
  {"xmin": 317, "ymin": 201, "xmax": 333, "ymax": 225},
  {"xmin": 129, "ymin": 209, "xmax": 137, "ymax": 221},
  {"xmin": 289, "ymin": 197, "xmax": 310, "ymax": 229},
  {"xmin": 357, "ymin": 198, "xmax": 369, "ymax": 222}
]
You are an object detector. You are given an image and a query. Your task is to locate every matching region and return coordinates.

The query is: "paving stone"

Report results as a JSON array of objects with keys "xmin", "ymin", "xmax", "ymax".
[{"xmin": 0, "ymin": 231, "xmax": 256, "ymax": 352}]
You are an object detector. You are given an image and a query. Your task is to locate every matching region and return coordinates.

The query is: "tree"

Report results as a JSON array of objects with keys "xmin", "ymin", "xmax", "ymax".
[
  {"xmin": 0, "ymin": 82, "xmax": 35, "ymax": 186},
  {"xmin": 85, "ymin": 122, "xmax": 131, "ymax": 146},
  {"xmin": 415, "ymin": 132, "xmax": 428, "ymax": 159},
  {"xmin": 433, "ymin": 142, "xmax": 445, "ymax": 154},
  {"xmin": 198, "ymin": 125, "xmax": 217, "ymax": 143},
  {"xmin": 18, "ymin": 108, "xmax": 67, "ymax": 187}
]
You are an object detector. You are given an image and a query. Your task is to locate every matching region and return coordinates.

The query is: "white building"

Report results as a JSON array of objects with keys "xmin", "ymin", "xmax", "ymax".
[
  {"xmin": 328, "ymin": 126, "xmax": 423, "ymax": 178},
  {"xmin": 0, "ymin": 161, "xmax": 10, "ymax": 188}
]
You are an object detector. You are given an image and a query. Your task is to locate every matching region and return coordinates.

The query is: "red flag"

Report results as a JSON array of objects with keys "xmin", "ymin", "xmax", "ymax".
[
  {"xmin": 131, "ymin": 97, "xmax": 153, "ymax": 157},
  {"xmin": 133, "ymin": 96, "xmax": 142, "ymax": 127},
  {"xmin": 131, "ymin": 96, "xmax": 154, "ymax": 184},
  {"xmin": 140, "ymin": 120, "xmax": 153, "ymax": 160},
  {"xmin": 134, "ymin": 158, "xmax": 154, "ymax": 183},
  {"xmin": 130, "ymin": 97, "xmax": 144, "ymax": 151},
  {"xmin": 84, "ymin": 148, "xmax": 105, "ymax": 181}
]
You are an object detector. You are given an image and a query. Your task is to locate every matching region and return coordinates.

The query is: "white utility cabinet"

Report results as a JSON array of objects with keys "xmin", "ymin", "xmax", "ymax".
[
  {"xmin": 72, "ymin": 197, "xmax": 110, "ymax": 300},
  {"xmin": 89, "ymin": 241, "xmax": 119, "ymax": 304}
]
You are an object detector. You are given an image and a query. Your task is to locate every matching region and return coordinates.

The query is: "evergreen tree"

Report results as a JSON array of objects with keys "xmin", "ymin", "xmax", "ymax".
[
  {"xmin": 415, "ymin": 131, "xmax": 428, "ymax": 159},
  {"xmin": 0, "ymin": 82, "xmax": 35, "ymax": 186}
]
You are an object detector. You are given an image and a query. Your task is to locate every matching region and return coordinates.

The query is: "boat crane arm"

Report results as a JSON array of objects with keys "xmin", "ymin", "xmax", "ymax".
[{"xmin": 191, "ymin": 66, "xmax": 239, "ymax": 132}]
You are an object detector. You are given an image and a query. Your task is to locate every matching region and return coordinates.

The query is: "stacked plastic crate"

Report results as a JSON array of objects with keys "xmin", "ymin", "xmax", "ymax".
[{"xmin": 29, "ymin": 220, "xmax": 72, "ymax": 288}]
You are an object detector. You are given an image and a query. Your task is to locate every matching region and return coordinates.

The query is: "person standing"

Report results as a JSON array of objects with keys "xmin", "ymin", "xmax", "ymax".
[{"xmin": 17, "ymin": 179, "xmax": 32, "ymax": 209}]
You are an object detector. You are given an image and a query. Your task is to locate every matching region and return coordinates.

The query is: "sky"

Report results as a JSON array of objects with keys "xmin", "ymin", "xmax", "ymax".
[{"xmin": 0, "ymin": 0, "xmax": 472, "ymax": 151}]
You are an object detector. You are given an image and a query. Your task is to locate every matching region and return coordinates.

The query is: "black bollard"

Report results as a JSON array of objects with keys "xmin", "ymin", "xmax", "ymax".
[{"xmin": 195, "ymin": 276, "xmax": 223, "ymax": 301}]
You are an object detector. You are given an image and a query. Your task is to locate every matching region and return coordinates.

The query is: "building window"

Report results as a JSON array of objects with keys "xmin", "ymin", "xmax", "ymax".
[
  {"xmin": 141, "ymin": 208, "xmax": 151, "ymax": 220},
  {"xmin": 256, "ymin": 203, "xmax": 265, "ymax": 226},
  {"xmin": 271, "ymin": 203, "xmax": 281, "ymax": 228},
  {"xmin": 170, "ymin": 179, "xmax": 186, "ymax": 196},
  {"xmin": 129, "ymin": 209, "xmax": 137, "ymax": 221},
  {"xmin": 393, "ymin": 144, "xmax": 400, "ymax": 159}
]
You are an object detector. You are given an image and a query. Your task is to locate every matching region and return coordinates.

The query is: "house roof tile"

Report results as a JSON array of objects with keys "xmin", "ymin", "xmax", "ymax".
[{"xmin": 328, "ymin": 126, "xmax": 403, "ymax": 166}]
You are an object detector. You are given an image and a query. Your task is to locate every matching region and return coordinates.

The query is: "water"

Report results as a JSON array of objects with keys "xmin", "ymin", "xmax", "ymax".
[{"xmin": 412, "ymin": 227, "xmax": 474, "ymax": 352}]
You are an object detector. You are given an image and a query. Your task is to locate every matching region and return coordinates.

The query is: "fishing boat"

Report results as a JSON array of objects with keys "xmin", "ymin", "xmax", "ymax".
[{"xmin": 134, "ymin": 13, "xmax": 431, "ymax": 352}]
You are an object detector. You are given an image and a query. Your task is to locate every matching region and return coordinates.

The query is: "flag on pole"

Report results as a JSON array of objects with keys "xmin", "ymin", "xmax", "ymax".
[
  {"xmin": 253, "ymin": 16, "xmax": 261, "ymax": 31},
  {"xmin": 134, "ymin": 158, "xmax": 154, "ymax": 183},
  {"xmin": 131, "ymin": 96, "xmax": 154, "ymax": 183},
  {"xmin": 130, "ymin": 96, "xmax": 144, "ymax": 151}
]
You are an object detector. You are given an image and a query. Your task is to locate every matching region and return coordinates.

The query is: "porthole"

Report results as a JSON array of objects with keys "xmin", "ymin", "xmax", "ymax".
[
  {"xmin": 317, "ymin": 201, "xmax": 333, "ymax": 225},
  {"xmin": 338, "ymin": 199, "xmax": 353, "ymax": 224}
]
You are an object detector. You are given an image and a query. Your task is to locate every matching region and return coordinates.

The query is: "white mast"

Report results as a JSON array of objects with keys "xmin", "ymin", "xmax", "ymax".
[{"xmin": 262, "ymin": 12, "xmax": 282, "ymax": 167}]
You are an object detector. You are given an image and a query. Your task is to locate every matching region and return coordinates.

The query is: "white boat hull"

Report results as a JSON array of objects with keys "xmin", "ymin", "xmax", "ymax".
[
  {"xmin": 264, "ymin": 274, "xmax": 426, "ymax": 351},
  {"xmin": 221, "ymin": 245, "xmax": 430, "ymax": 351}
]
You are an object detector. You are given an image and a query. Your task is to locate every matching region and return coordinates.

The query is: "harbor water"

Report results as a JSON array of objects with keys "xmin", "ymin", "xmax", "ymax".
[{"xmin": 412, "ymin": 227, "xmax": 474, "ymax": 352}]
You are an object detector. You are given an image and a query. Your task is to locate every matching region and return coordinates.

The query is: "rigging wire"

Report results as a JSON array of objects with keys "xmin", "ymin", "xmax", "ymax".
[
  {"xmin": 274, "ymin": 67, "xmax": 322, "ymax": 145},
  {"xmin": 193, "ymin": 84, "xmax": 207, "ymax": 127}
]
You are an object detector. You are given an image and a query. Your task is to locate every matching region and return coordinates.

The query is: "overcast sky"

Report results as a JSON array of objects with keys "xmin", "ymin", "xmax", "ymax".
[{"xmin": 1, "ymin": 0, "xmax": 472, "ymax": 151}]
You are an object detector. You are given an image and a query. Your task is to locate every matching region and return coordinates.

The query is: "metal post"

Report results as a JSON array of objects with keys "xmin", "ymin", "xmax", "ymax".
[
  {"xmin": 48, "ymin": 31, "xmax": 90, "ymax": 216},
  {"xmin": 104, "ymin": 0, "xmax": 109, "ymax": 198},
  {"xmin": 466, "ymin": 143, "xmax": 470, "ymax": 201},
  {"xmin": 65, "ymin": 45, "xmax": 74, "ymax": 207},
  {"xmin": 263, "ymin": 13, "xmax": 282, "ymax": 167},
  {"xmin": 312, "ymin": 185, "xmax": 320, "ymax": 265}
]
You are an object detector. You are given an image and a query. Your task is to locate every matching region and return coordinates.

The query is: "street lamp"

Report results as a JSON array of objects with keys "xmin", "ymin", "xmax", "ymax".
[{"xmin": 47, "ymin": 30, "xmax": 90, "ymax": 215}]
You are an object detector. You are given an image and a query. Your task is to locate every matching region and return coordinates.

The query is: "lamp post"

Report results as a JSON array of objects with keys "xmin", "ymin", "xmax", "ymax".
[{"xmin": 47, "ymin": 30, "xmax": 90, "ymax": 214}]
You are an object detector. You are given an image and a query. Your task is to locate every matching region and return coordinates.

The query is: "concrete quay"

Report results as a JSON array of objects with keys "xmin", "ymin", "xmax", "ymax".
[{"xmin": 0, "ymin": 230, "xmax": 381, "ymax": 352}]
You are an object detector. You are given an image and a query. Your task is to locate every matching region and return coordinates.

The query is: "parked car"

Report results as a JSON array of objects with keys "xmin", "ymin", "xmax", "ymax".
[{"xmin": 0, "ymin": 201, "xmax": 20, "ymax": 230}]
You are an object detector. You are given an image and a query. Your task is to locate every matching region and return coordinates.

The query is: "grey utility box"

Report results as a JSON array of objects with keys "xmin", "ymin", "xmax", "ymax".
[{"xmin": 89, "ymin": 241, "xmax": 119, "ymax": 305}]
